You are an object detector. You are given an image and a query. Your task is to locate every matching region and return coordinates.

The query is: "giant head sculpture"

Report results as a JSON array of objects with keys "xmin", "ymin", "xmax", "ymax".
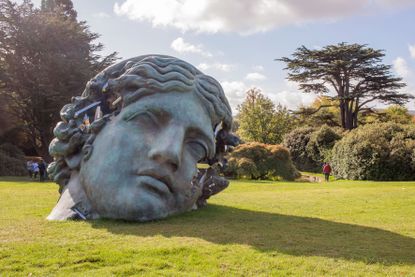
[{"xmin": 47, "ymin": 55, "xmax": 238, "ymax": 221}]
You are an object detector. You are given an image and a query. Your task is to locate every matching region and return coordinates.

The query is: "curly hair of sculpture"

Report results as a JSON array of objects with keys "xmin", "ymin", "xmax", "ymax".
[{"xmin": 47, "ymin": 54, "xmax": 239, "ymax": 221}]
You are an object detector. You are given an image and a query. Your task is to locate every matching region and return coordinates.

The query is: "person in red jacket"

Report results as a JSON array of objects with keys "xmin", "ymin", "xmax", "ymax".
[{"xmin": 322, "ymin": 162, "xmax": 332, "ymax": 182}]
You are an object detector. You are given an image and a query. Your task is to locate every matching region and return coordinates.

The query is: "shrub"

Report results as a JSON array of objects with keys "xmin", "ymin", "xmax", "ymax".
[
  {"xmin": 283, "ymin": 126, "xmax": 317, "ymax": 171},
  {"xmin": 306, "ymin": 125, "xmax": 342, "ymax": 164},
  {"xmin": 331, "ymin": 122, "xmax": 415, "ymax": 180},
  {"xmin": 267, "ymin": 144, "xmax": 300, "ymax": 180},
  {"xmin": 225, "ymin": 142, "xmax": 299, "ymax": 180},
  {"xmin": 0, "ymin": 143, "xmax": 27, "ymax": 176}
]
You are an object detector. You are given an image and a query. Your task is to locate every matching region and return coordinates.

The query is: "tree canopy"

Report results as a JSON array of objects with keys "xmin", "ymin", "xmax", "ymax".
[
  {"xmin": 236, "ymin": 88, "xmax": 293, "ymax": 144},
  {"xmin": 0, "ymin": 0, "xmax": 118, "ymax": 158},
  {"xmin": 278, "ymin": 43, "xmax": 410, "ymax": 130},
  {"xmin": 294, "ymin": 96, "xmax": 340, "ymax": 128},
  {"xmin": 41, "ymin": 0, "xmax": 77, "ymax": 20}
]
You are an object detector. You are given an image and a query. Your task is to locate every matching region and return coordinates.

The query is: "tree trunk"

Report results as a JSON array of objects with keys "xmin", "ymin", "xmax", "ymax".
[
  {"xmin": 340, "ymin": 100, "xmax": 346, "ymax": 129},
  {"xmin": 352, "ymin": 112, "xmax": 358, "ymax": 129},
  {"xmin": 352, "ymin": 98, "xmax": 359, "ymax": 129},
  {"xmin": 343, "ymin": 100, "xmax": 354, "ymax": 130},
  {"xmin": 37, "ymin": 131, "xmax": 53, "ymax": 162}
]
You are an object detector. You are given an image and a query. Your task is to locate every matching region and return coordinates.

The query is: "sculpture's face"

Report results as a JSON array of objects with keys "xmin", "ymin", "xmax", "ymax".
[{"xmin": 79, "ymin": 91, "xmax": 215, "ymax": 221}]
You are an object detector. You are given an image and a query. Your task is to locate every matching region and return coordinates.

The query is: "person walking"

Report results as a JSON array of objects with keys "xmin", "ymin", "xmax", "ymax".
[
  {"xmin": 38, "ymin": 159, "xmax": 47, "ymax": 182},
  {"xmin": 26, "ymin": 160, "xmax": 33, "ymax": 178},
  {"xmin": 322, "ymin": 162, "xmax": 332, "ymax": 182},
  {"xmin": 32, "ymin": 161, "xmax": 39, "ymax": 179}
]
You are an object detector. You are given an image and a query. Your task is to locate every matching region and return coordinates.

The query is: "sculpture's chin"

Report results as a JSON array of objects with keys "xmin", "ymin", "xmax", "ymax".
[
  {"xmin": 48, "ymin": 170, "xmax": 201, "ymax": 222},
  {"xmin": 47, "ymin": 171, "xmax": 97, "ymax": 221},
  {"xmin": 85, "ymin": 188, "xmax": 196, "ymax": 222}
]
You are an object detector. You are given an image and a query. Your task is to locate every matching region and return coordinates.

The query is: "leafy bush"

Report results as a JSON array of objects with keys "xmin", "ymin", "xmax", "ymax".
[
  {"xmin": 283, "ymin": 126, "xmax": 316, "ymax": 171},
  {"xmin": 306, "ymin": 125, "xmax": 343, "ymax": 164},
  {"xmin": 284, "ymin": 125, "xmax": 343, "ymax": 172},
  {"xmin": 224, "ymin": 142, "xmax": 299, "ymax": 180},
  {"xmin": 0, "ymin": 143, "xmax": 27, "ymax": 176},
  {"xmin": 283, "ymin": 126, "xmax": 318, "ymax": 171},
  {"xmin": 331, "ymin": 122, "xmax": 415, "ymax": 180}
]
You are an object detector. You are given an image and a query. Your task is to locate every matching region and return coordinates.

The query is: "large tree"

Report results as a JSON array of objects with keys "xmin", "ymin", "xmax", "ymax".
[
  {"xmin": 278, "ymin": 43, "xmax": 410, "ymax": 130},
  {"xmin": 0, "ymin": 0, "xmax": 117, "ymax": 159},
  {"xmin": 237, "ymin": 88, "xmax": 293, "ymax": 144},
  {"xmin": 294, "ymin": 96, "xmax": 341, "ymax": 128}
]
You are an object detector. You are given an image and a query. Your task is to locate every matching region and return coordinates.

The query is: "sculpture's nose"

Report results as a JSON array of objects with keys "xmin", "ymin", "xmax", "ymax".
[{"xmin": 148, "ymin": 125, "xmax": 184, "ymax": 172}]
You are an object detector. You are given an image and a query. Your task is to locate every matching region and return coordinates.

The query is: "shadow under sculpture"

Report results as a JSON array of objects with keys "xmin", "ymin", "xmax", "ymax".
[{"xmin": 47, "ymin": 55, "xmax": 239, "ymax": 221}]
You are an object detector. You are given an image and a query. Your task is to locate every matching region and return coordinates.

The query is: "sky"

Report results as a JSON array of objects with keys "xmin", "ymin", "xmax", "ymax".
[{"xmin": 25, "ymin": 0, "xmax": 415, "ymax": 113}]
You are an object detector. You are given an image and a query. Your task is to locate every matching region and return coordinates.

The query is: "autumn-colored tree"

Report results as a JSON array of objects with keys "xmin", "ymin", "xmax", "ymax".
[
  {"xmin": 382, "ymin": 105, "xmax": 413, "ymax": 124},
  {"xmin": 224, "ymin": 142, "xmax": 299, "ymax": 180},
  {"xmin": 294, "ymin": 96, "xmax": 340, "ymax": 127}
]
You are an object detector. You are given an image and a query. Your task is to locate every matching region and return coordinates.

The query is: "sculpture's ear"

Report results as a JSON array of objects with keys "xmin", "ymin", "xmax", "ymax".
[{"xmin": 82, "ymin": 145, "xmax": 93, "ymax": 161}]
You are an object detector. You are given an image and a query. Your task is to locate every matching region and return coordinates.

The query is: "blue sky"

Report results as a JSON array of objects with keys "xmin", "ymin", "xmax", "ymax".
[{"xmin": 27, "ymin": 0, "xmax": 415, "ymax": 112}]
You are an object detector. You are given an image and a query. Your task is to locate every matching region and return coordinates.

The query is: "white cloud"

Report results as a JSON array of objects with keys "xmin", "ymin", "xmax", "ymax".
[
  {"xmin": 216, "ymin": 63, "xmax": 233, "ymax": 72},
  {"xmin": 93, "ymin": 12, "xmax": 111, "ymax": 18},
  {"xmin": 393, "ymin": 57, "xmax": 410, "ymax": 78},
  {"xmin": 252, "ymin": 65, "xmax": 264, "ymax": 71},
  {"xmin": 409, "ymin": 44, "xmax": 415, "ymax": 59},
  {"xmin": 221, "ymin": 81, "xmax": 249, "ymax": 111},
  {"xmin": 220, "ymin": 79, "xmax": 317, "ymax": 113},
  {"xmin": 197, "ymin": 63, "xmax": 233, "ymax": 72},
  {"xmin": 246, "ymin": 72, "xmax": 267, "ymax": 81},
  {"xmin": 197, "ymin": 63, "xmax": 210, "ymax": 71},
  {"xmin": 269, "ymin": 90, "xmax": 316, "ymax": 110},
  {"xmin": 114, "ymin": 0, "xmax": 415, "ymax": 34},
  {"xmin": 170, "ymin": 37, "xmax": 212, "ymax": 57}
]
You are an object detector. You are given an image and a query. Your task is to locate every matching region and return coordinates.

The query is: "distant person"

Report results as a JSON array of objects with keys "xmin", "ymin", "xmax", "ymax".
[
  {"xmin": 322, "ymin": 162, "xmax": 332, "ymax": 182},
  {"xmin": 32, "ymin": 161, "xmax": 39, "ymax": 179},
  {"xmin": 26, "ymin": 160, "xmax": 33, "ymax": 178},
  {"xmin": 38, "ymin": 159, "xmax": 47, "ymax": 182}
]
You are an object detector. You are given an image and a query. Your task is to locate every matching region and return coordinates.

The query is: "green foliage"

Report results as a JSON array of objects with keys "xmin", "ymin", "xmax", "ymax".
[
  {"xmin": 306, "ymin": 125, "xmax": 342, "ymax": 164},
  {"xmin": 284, "ymin": 125, "xmax": 343, "ymax": 172},
  {"xmin": 41, "ymin": 0, "xmax": 77, "ymax": 19},
  {"xmin": 0, "ymin": 143, "xmax": 27, "ymax": 176},
  {"xmin": 279, "ymin": 43, "xmax": 409, "ymax": 130},
  {"xmin": 225, "ymin": 142, "xmax": 299, "ymax": 180},
  {"xmin": 237, "ymin": 88, "xmax": 293, "ymax": 144},
  {"xmin": 294, "ymin": 96, "xmax": 341, "ymax": 128},
  {"xmin": 360, "ymin": 105, "xmax": 414, "ymax": 125},
  {"xmin": 0, "ymin": 126, "xmax": 32, "ymax": 153},
  {"xmin": 382, "ymin": 105, "xmax": 413, "ymax": 124},
  {"xmin": 331, "ymin": 122, "xmax": 415, "ymax": 180},
  {"xmin": 0, "ymin": 0, "xmax": 118, "ymax": 158}
]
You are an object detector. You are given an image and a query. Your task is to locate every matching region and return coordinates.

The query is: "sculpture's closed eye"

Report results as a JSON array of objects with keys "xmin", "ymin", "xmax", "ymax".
[
  {"xmin": 124, "ymin": 110, "xmax": 161, "ymax": 129},
  {"xmin": 187, "ymin": 140, "xmax": 208, "ymax": 162}
]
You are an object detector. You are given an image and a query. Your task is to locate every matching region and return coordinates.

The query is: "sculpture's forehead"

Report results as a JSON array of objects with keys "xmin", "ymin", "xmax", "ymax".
[{"xmin": 121, "ymin": 92, "xmax": 215, "ymax": 138}]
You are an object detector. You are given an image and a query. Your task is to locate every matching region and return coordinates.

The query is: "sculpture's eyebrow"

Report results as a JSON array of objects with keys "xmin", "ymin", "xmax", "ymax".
[{"xmin": 122, "ymin": 107, "xmax": 170, "ymax": 123}]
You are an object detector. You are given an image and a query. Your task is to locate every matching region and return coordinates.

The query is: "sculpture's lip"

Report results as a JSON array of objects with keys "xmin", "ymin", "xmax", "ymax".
[{"xmin": 136, "ymin": 171, "xmax": 174, "ymax": 194}]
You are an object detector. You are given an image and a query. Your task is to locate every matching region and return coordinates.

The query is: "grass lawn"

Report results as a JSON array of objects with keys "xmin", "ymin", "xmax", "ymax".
[{"xmin": 1, "ymin": 177, "xmax": 415, "ymax": 276}]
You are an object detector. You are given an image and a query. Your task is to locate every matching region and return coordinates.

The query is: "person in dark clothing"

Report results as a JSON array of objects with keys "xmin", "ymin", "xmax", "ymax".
[
  {"xmin": 38, "ymin": 159, "xmax": 47, "ymax": 182},
  {"xmin": 322, "ymin": 162, "xmax": 332, "ymax": 182}
]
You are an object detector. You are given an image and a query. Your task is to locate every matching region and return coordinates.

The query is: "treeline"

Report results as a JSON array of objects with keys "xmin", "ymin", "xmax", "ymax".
[
  {"xmin": 231, "ymin": 88, "xmax": 415, "ymax": 181},
  {"xmin": 230, "ymin": 42, "xmax": 413, "ymax": 181},
  {"xmin": 0, "ymin": 0, "xmax": 117, "ymax": 159}
]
